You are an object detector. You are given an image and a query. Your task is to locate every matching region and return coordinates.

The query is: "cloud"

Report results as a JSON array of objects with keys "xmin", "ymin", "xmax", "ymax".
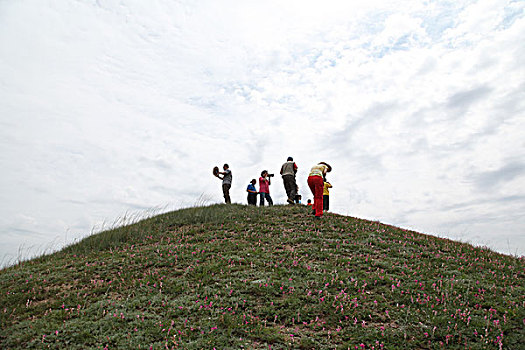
[
  {"xmin": 472, "ymin": 162, "xmax": 525, "ymax": 190},
  {"xmin": 0, "ymin": 0, "xmax": 524, "ymax": 266},
  {"xmin": 441, "ymin": 194, "xmax": 525, "ymax": 212},
  {"xmin": 447, "ymin": 85, "xmax": 492, "ymax": 110}
]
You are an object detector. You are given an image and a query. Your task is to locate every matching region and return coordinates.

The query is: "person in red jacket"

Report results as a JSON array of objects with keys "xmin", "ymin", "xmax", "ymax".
[{"xmin": 259, "ymin": 170, "xmax": 273, "ymax": 206}]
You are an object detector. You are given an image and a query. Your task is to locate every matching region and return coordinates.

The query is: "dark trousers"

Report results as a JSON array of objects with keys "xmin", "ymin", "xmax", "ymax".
[
  {"xmin": 307, "ymin": 176, "xmax": 324, "ymax": 217},
  {"xmin": 222, "ymin": 184, "xmax": 231, "ymax": 203},
  {"xmin": 259, "ymin": 192, "xmax": 273, "ymax": 206},
  {"xmin": 247, "ymin": 193, "xmax": 257, "ymax": 205},
  {"xmin": 282, "ymin": 175, "xmax": 297, "ymax": 201},
  {"xmin": 323, "ymin": 195, "xmax": 329, "ymax": 211}
]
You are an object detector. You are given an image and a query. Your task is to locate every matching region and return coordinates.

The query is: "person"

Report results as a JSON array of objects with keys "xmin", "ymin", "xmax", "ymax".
[
  {"xmin": 259, "ymin": 170, "xmax": 273, "ymax": 206},
  {"xmin": 307, "ymin": 162, "xmax": 332, "ymax": 218},
  {"xmin": 323, "ymin": 178, "xmax": 332, "ymax": 211},
  {"xmin": 246, "ymin": 179, "xmax": 258, "ymax": 205},
  {"xmin": 306, "ymin": 199, "xmax": 313, "ymax": 207},
  {"xmin": 216, "ymin": 164, "xmax": 232, "ymax": 204},
  {"xmin": 294, "ymin": 185, "xmax": 301, "ymax": 204},
  {"xmin": 280, "ymin": 157, "xmax": 298, "ymax": 205}
]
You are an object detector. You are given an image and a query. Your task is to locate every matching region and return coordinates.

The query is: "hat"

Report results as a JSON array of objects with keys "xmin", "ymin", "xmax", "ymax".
[{"xmin": 319, "ymin": 162, "xmax": 332, "ymax": 172}]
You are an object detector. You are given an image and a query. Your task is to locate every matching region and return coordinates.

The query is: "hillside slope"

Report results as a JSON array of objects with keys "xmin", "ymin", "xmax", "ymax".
[{"xmin": 1, "ymin": 205, "xmax": 524, "ymax": 349}]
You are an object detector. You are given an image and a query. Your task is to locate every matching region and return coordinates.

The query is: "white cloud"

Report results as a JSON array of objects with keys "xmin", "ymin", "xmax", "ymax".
[{"xmin": 0, "ymin": 0, "xmax": 524, "ymax": 265}]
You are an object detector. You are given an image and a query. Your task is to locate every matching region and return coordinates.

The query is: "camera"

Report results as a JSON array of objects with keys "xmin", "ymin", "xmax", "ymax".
[{"xmin": 268, "ymin": 173, "xmax": 275, "ymax": 177}]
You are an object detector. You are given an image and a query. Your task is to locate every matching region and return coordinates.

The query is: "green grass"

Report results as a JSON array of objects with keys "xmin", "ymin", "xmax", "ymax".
[{"xmin": 1, "ymin": 204, "xmax": 524, "ymax": 349}]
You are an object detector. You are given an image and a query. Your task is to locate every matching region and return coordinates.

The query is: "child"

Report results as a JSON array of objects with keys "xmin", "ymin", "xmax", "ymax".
[
  {"xmin": 307, "ymin": 199, "xmax": 313, "ymax": 207},
  {"xmin": 294, "ymin": 185, "xmax": 301, "ymax": 204},
  {"xmin": 246, "ymin": 179, "xmax": 258, "ymax": 205},
  {"xmin": 323, "ymin": 179, "xmax": 332, "ymax": 211}
]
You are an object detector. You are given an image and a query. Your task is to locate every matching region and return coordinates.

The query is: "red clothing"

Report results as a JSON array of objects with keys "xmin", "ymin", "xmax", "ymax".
[
  {"xmin": 259, "ymin": 177, "xmax": 270, "ymax": 193},
  {"xmin": 307, "ymin": 175, "xmax": 324, "ymax": 217}
]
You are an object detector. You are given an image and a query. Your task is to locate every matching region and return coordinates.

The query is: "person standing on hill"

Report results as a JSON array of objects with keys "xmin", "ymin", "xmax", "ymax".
[
  {"xmin": 323, "ymin": 178, "xmax": 332, "ymax": 211},
  {"xmin": 280, "ymin": 156, "xmax": 298, "ymax": 205},
  {"xmin": 307, "ymin": 162, "xmax": 332, "ymax": 218},
  {"xmin": 246, "ymin": 179, "xmax": 258, "ymax": 206},
  {"xmin": 259, "ymin": 170, "xmax": 273, "ymax": 206},
  {"xmin": 216, "ymin": 164, "xmax": 232, "ymax": 204}
]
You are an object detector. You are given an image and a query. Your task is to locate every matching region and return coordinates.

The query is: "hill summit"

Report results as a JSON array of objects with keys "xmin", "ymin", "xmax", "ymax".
[{"xmin": 1, "ymin": 204, "xmax": 524, "ymax": 349}]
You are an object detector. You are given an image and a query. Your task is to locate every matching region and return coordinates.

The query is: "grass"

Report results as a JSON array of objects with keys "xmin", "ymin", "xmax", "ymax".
[{"xmin": 1, "ymin": 204, "xmax": 524, "ymax": 349}]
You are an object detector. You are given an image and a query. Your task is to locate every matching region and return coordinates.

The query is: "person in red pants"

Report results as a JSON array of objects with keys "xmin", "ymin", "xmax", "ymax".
[{"xmin": 307, "ymin": 162, "xmax": 332, "ymax": 218}]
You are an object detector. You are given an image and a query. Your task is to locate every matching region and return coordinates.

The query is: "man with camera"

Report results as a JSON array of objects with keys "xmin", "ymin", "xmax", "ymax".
[
  {"xmin": 259, "ymin": 170, "xmax": 274, "ymax": 206},
  {"xmin": 280, "ymin": 156, "xmax": 298, "ymax": 205}
]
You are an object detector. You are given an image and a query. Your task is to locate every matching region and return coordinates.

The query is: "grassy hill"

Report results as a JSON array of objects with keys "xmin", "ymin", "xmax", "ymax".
[{"xmin": 1, "ymin": 204, "xmax": 524, "ymax": 349}]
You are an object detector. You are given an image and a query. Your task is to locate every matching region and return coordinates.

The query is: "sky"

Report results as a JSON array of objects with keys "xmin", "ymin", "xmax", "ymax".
[{"xmin": 1, "ymin": 0, "xmax": 524, "ymax": 266}]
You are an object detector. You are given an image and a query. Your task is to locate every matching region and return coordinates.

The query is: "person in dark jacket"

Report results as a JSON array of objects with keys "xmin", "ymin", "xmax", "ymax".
[{"xmin": 280, "ymin": 157, "xmax": 298, "ymax": 205}]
